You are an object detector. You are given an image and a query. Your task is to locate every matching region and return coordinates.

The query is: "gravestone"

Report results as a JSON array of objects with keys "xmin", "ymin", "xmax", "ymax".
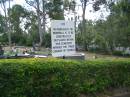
[{"xmin": 51, "ymin": 20, "xmax": 85, "ymax": 60}]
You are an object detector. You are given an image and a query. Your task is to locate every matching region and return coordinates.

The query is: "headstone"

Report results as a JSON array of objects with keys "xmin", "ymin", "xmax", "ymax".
[{"xmin": 51, "ymin": 20, "xmax": 75, "ymax": 57}]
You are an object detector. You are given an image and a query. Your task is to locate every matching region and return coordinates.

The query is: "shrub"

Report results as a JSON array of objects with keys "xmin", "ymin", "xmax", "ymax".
[
  {"xmin": 0, "ymin": 58, "xmax": 130, "ymax": 97},
  {"xmin": 112, "ymin": 50, "xmax": 123, "ymax": 56}
]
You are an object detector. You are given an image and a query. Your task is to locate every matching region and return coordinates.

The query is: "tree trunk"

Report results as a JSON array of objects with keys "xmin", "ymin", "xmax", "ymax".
[
  {"xmin": 82, "ymin": 1, "xmax": 87, "ymax": 50},
  {"xmin": 2, "ymin": 1, "xmax": 10, "ymax": 46},
  {"xmin": 105, "ymin": 41, "xmax": 112, "ymax": 55},
  {"xmin": 8, "ymin": 0, "xmax": 11, "ymax": 47},
  {"xmin": 42, "ymin": 0, "xmax": 46, "ymax": 46},
  {"xmin": 36, "ymin": 0, "xmax": 43, "ymax": 47},
  {"xmin": 84, "ymin": 42, "xmax": 89, "ymax": 51}
]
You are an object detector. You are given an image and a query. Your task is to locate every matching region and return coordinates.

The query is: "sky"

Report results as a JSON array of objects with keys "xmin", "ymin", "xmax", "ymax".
[
  {"xmin": 0, "ymin": 0, "xmax": 110, "ymax": 30},
  {"xmin": 13, "ymin": 0, "xmax": 22, "ymax": 4},
  {"xmin": 1, "ymin": 0, "xmax": 109, "ymax": 21}
]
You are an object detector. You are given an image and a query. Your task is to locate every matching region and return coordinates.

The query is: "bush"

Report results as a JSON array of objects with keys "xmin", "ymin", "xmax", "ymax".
[
  {"xmin": 113, "ymin": 51, "xmax": 130, "ymax": 57},
  {"xmin": 112, "ymin": 50, "xmax": 123, "ymax": 56},
  {"xmin": 0, "ymin": 58, "xmax": 130, "ymax": 97}
]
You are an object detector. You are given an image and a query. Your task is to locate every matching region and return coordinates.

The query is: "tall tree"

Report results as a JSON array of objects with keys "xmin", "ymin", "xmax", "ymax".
[
  {"xmin": 9, "ymin": 4, "xmax": 27, "ymax": 44},
  {"xmin": 25, "ymin": 0, "xmax": 44, "ymax": 46},
  {"xmin": 8, "ymin": 0, "xmax": 11, "ymax": 46},
  {"xmin": 36, "ymin": 0, "xmax": 43, "ymax": 46},
  {"xmin": 24, "ymin": 11, "xmax": 39, "ymax": 46},
  {"xmin": 88, "ymin": 0, "xmax": 130, "ymax": 53},
  {"xmin": 78, "ymin": 20, "xmax": 95, "ymax": 50},
  {"xmin": 0, "ymin": 14, "xmax": 7, "ymax": 43},
  {"xmin": 25, "ymin": 0, "xmax": 70, "ymax": 47},
  {"xmin": 0, "ymin": 0, "xmax": 13, "ymax": 46},
  {"xmin": 46, "ymin": 0, "xmax": 64, "ymax": 19},
  {"xmin": 79, "ymin": 0, "xmax": 107, "ymax": 50}
]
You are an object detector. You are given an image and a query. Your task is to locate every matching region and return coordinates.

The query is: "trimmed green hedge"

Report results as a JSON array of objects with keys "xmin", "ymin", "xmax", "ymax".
[{"xmin": 0, "ymin": 58, "xmax": 130, "ymax": 97}]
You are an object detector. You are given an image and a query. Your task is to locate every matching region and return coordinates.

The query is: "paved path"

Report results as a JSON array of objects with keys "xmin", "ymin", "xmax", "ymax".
[{"xmin": 113, "ymin": 93, "xmax": 130, "ymax": 97}]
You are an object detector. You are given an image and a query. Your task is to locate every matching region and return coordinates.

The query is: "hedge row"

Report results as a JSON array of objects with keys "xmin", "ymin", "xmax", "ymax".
[{"xmin": 0, "ymin": 58, "xmax": 130, "ymax": 97}]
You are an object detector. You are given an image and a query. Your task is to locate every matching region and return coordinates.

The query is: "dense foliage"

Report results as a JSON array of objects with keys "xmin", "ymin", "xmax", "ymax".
[
  {"xmin": 77, "ymin": 0, "xmax": 130, "ymax": 54},
  {"xmin": 0, "ymin": 58, "xmax": 130, "ymax": 97},
  {"xmin": 0, "ymin": 0, "xmax": 130, "ymax": 54}
]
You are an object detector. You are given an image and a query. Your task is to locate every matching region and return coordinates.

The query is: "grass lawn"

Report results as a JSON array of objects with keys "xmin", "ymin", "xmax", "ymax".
[
  {"xmin": 84, "ymin": 51, "xmax": 130, "ymax": 60},
  {"xmin": 2, "ymin": 46, "xmax": 130, "ymax": 60}
]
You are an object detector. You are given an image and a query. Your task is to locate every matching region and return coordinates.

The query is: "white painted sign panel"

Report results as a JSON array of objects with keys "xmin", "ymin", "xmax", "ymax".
[{"xmin": 51, "ymin": 20, "xmax": 75, "ymax": 57}]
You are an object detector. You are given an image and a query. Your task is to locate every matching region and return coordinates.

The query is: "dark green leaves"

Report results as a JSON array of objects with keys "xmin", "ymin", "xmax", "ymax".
[{"xmin": 0, "ymin": 58, "xmax": 130, "ymax": 97}]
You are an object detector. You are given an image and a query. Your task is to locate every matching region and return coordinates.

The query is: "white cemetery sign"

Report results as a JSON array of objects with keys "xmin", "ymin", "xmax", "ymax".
[{"xmin": 51, "ymin": 20, "xmax": 75, "ymax": 57}]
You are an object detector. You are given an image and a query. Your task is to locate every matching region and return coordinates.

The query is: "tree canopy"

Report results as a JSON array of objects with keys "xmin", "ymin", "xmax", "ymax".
[{"xmin": 0, "ymin": 0, "xmax": 130, "ymax": 55}]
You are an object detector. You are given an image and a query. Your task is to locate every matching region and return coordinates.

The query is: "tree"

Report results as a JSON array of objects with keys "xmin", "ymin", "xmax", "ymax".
[
  {"xmin": 0, "ymin": 0, "xmax": 13, "ymax": 46},
  {"xmin": 24, "ymin": 11, "xmax": 39, "ymax": 46},
  {"xmin": 9, "ymin": 4, "xmax": 27, "ymax": 44},
  {"xmin": 110, "ymin": 0, "xmax": 130, "ymax": 48},
  {"xmin": 25, "ymin": 0, "xmax": 44, "ymax": 46},
  {"xmin": 0, "ymin": 14, "xmax": 8, "ymax": 43},
  {"xmin": 79, "ymin": 0, "xmax": 107, "ymax": 50},
  {"xmin": 78, "ymin": 20, "xmax": 95, "ymax": 50},
  {"xmin": 25, "ymin": 0, "xmax": 71, "ymax": 47},
  {"xmin": 46, "ymin": 0, "xmax": 64, "ymax": 20},
  {"xmin": 87, "ymin": 0, "xmax": 130, "ymax": 54},
  {"xmin": 8, "ymin": 0, "xmax": 12, "ymax": 46},
  {"xmin": 0, "ymin": 14, "xmax": 5, "ymax": 34}
]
